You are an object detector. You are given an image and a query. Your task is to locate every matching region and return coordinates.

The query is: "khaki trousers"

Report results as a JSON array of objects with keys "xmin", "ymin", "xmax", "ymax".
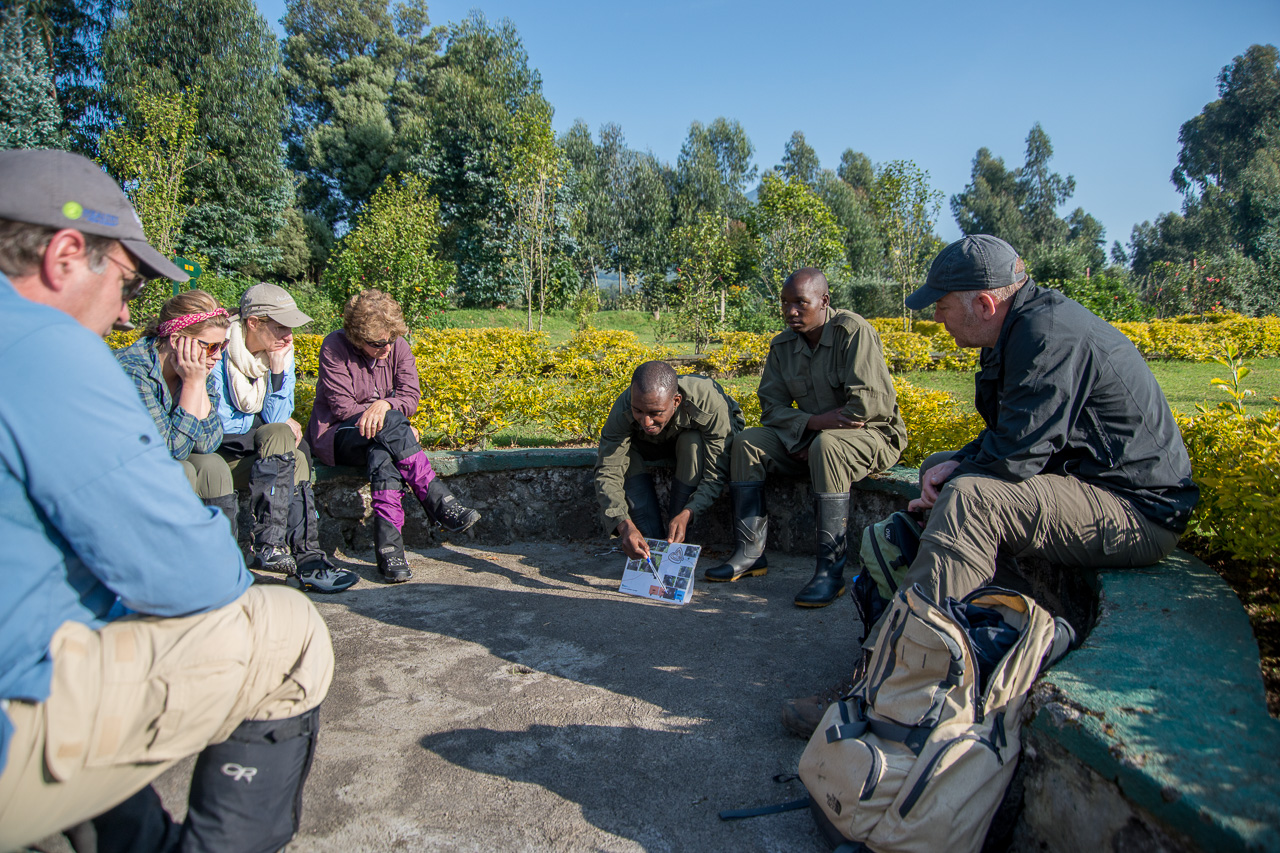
[
  {"xmin": 730, "ymin": 426, "xmax": 899, "ymax": 493},
  {"xmin": 221, "ymin": 422, "xmax": 311, "ymax": 490},
  {"xmin": 0, "ymin": 585, "xmax": 334, "ymax": 851},
  {"xmin": 903, "ymin": 451, "xmax": 1180, "ymax": 604},
  {"xmin": 179, "ymin": 452, "xmax": 234, "ymax": 501}
]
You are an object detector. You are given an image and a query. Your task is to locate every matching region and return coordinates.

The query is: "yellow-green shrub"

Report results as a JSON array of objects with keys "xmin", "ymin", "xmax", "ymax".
[
  {"xmin": 410, "ymin": 329, "xmax": 550, "ymax": 449},
  {"xmin": 1178, "ymin": 406, "xmax": 1280, "ymax": 566},
  {"xmin": 105, "ymin": 329, "xmax": 142, "ymax": 350},
  {"xmin": 880, "ymin": 331, "xmax": 935, "ymax": 372},
  {"xmin": 541, "ymin": 329, "xmax": 673, "ymax": 440},
  {"xmin": 294, "ymin": 379, "xmax": 316, "ymax": 430},
  {"xmin": 293, "ymin": 333, "xmax": 323, "ymax": 377},
  {"xmin": 738, "ymin": 391, "xmax": 762, "ymax": 429},
  {"xmin": 893, "ymin": 378, "xmax": 985, "ymax": 468},
  {"xmin": 695, "ymin": 331, "xmax": 774, "ymax": 376}
]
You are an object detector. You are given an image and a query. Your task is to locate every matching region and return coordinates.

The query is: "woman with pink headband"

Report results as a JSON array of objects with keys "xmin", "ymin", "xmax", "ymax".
[{"xmin": 116, "ymin": 290, "xmax": 239, "ymax": 538}]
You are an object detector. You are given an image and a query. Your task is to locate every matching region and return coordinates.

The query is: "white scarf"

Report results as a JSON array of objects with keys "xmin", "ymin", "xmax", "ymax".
[{"xmin": 224, "ymin": 320, "xmax": 277, "ymax": 415}]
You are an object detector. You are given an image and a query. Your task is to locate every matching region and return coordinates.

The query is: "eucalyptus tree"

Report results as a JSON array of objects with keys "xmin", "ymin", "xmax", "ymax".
[
  {"xmin": 0, "ymin": 5, "xmax": 67, "ymax": 150},
  {"xmin": 778, "ymin": 130, "xmax": 820, "ymax": 187},
  {"xmin": 674, "ymin": 117, "xmax": 756, "ymax": 224}
]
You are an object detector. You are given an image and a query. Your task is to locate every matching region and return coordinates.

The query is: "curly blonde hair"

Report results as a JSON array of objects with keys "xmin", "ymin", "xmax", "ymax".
[
  {"xmin": 144, "ymin": 290, "xmax": 230, "ymax": 338},
  {"xmin": 343, "ymin": 290, "xmax": 408, "ymax": 344}
]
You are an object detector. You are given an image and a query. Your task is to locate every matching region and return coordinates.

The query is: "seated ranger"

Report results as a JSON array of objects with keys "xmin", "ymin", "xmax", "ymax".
[
  {"xmin": 0, "ymin": 148, "xmax": 335, "ymax": 852},
  {"xmin": 705, "ymin": 267, "xmax": 907, "ymax": 608},
  {"xmin": 595, "ymin": 360, "xmax": 744, "ymax": 560}
]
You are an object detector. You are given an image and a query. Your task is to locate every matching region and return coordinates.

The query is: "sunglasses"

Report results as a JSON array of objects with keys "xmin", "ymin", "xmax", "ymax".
[
  {"xmin": 363, "ymin": 337, "xmax": 394, "ymax": 348},
  {"xmin": 184, "ymin": 337, "xmax": 229, "ymax": 356},
  {"xmin": 105, "ymin": 255, "xmax": 150, "ymax": 302}
]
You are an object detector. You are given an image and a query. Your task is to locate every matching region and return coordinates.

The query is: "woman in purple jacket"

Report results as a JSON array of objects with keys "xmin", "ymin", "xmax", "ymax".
[{"xmin": 305, "ymin": 290, "xmax": 480, "ymax": 582}]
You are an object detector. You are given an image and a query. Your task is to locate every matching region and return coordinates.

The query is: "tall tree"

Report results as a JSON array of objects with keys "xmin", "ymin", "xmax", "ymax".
[
  {"xmin": 1019, "ymin": 122, "xmax": 1075, "ymax": 246},
  {"xmin": 837, "ymin": 149, "xmax": 874, "ymax": 194},
  {"xmin": 674, "ymin": 117, "xmax": 755, "ymax": 224},
  {"xmin": 949, "ymin": 147, "xmax": 1028, "ymax": 247},
  {"xmin": 870, "ymin": 160, "xmax": 943, "ymax": 329},
  {"xmin": 103, "ymin": 0, "xmax": 296, "ymax": 273},
  {"xmin": 751, "ymin": 171, "xmax": 846, "ymax": 298},
  {"xmin": 814, "ymin": 169, "xmax": 881, "ymax": 276},
  {"xmin": 283, "ymin": 0, "xmax": 439, "ymax": 235},
  {"xmin": 671, "ymin": 211, "xmax": 735, "ymax": 353},
  {"xmin": 0, "ymin": 5, "xmax": 67, "ymax": 150},
  {"xmin": 778, "ymin": 130, "xmax": 820, "ymax": 187},
  {"xmin": 504, "ymin": 97, "xmax": 562, "ymax": 330},
  {"xmin": 418, "ymin": 11, "xmax": 544, "ymax": 304},
  {"xmin": 14, "ymin": 0, "xmax": 118, "ymax": 155}
]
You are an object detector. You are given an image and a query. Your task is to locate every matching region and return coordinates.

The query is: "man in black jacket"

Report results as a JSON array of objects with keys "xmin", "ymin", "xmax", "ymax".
[
  {"xmin": 898, "ymin": 234, "xmax": 1197, "ymax": 604},
  {"xmin": 781, "ymin": 234, "xmax": 1199, "ymax": 736}
]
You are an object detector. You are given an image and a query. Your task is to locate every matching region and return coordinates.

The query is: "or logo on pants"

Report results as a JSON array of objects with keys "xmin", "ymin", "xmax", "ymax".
[{"xmin": 221, "ymin": 762, "xmax": 258, "ymax": 783}]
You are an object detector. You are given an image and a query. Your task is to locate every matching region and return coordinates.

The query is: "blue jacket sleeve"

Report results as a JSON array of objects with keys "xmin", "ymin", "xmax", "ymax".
[
  {"xmin": 260, "ymin": 351, "xmax": 297, "ymax": 424},
  {"xmin": 8, "ymin": 327, "xmax": 250, "ymax": 616}
]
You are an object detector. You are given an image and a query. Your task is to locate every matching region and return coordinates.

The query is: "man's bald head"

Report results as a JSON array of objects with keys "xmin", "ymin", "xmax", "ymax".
[
  {"xmin": 783, "ymin": 267, "xmax": 829, "ymax": 297},
  {"xmin": 631, "ymin": 360, "xmax": 679, "ymax": 398}
]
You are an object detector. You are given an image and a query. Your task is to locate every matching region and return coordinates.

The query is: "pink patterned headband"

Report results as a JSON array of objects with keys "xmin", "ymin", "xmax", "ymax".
[{"xmin": 157, "ymin": 308, "xmax": 229, "ymax": 337}]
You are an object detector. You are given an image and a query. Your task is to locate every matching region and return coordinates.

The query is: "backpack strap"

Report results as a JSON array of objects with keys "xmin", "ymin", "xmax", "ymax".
[{"xmin": 717, "ymin": 797, "xmax": 811, "ymax": 820}]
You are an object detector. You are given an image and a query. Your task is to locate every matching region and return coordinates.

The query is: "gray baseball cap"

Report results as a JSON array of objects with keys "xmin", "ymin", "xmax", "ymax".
[
  {"xmin": 239, "ymin": 282, "xmax": 312, "ymax": 327},
  {"xmin": 0, "ymin": 149, "xmax": 188, "ymax": 282},
  {"xmin": 905, "ymin": 234, "xmax": 1025, "ymax": 310}
]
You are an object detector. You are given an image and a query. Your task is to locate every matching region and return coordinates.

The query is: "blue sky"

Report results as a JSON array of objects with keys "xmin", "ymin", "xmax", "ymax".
[{"xmin": 256, "ymin": 0, "xmax": 1279, "ymax": 249}]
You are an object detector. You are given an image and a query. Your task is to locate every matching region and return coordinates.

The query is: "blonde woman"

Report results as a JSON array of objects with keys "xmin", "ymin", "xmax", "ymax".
[
  {"xmin": 115, "ymin": 290, "xmax": 238, "ymax": 536},
  {"xmin": 216, "ymin": 283, "xmax": 357, "ymax": 594},
  {"xmin": 305, "ymin": 290, "xmax": 480, "ymax": 582}
]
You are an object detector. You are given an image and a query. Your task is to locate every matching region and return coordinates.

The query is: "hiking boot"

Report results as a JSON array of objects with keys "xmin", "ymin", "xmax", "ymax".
[
  {"xmin": 794, "ymin": 492, "xmax": 851, "ymax": 608},
  {"xmin": 704, "ymin": 481, "xmax": 768, "ymax": 582},
  {"xmin": 781, "ymin": 651, "xmax": 871, "ymax": 738},
  {"xmin": 374, "ymin": 515, "xmax": 412, "ymax": 583},
  {"xmin": 423, "ymin": 478, "xmax": 481, "ymax": 534},
  {"xmin": 252, "ymin": 544, "xmax": 297, "ymax": 574},
  {"xmin": 295, "ymin": 560, "xmax": 359, "ymax": 594},
  {"xmin": 624, "ymin": 473, "xmax": 663, "ymax": 539}
]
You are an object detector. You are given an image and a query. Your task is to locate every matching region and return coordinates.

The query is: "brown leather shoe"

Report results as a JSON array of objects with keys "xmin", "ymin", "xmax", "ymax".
[{"xmin": 780, "ymin": 651, "xmax": 871, "ymax": 738}]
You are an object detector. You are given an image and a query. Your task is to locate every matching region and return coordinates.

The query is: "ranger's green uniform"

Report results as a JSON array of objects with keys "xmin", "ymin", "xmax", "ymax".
[
  {"xmin": 595, "ymin": 374, "xmax": 744, "ymax": 535},
  {"xmin": 732, "ymin": 308, "xmax": 906, "ymax": 491}
]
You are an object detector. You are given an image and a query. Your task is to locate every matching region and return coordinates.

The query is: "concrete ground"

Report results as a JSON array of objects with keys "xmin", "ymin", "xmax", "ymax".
[{"xmin": 153, "ymin": 540, "xmax": 862, "ymax": 852}]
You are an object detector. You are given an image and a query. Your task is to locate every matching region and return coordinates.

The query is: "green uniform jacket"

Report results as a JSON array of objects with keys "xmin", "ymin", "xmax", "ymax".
[
  {"xmin": 595, "ymin": 374, "xmax": 745, "ymax": 535},
  {"xmin": 758, "ymin": 308, "xmax": 907, "ymax": 455}
]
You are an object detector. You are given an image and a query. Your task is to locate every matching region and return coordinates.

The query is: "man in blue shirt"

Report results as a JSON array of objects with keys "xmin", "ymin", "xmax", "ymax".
[{"xmin": 0, "ymin": 149, "xmax": 336, "ymax": 851}]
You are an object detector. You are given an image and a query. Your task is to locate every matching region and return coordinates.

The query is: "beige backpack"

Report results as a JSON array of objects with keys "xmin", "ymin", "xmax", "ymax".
[{"xmin": 798, "ymin": 583, "xmax": 1064, "ymax": 853}]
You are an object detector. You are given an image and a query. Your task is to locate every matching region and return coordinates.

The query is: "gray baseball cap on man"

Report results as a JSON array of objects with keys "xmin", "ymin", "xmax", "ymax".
[
  {"xmin": 905, "ymin": 234, "xmax": 1025, "ymax": 310},
  {"xmin": 0, "ymin": 149, "xmax": 188, "ymax": 282},
  {"xmin": 239, "ymin": 282, "xmax": 312, "ymax": 327}
]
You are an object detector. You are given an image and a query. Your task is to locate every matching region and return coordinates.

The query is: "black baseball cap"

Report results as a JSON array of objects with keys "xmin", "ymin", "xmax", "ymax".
[
  {"xmin": 905, "ymin": 234, "xmax": 1024, "ymax": 310},
  {"xmin": 0, "ymin": 149, "xmax": 188, "ymax": 282}
]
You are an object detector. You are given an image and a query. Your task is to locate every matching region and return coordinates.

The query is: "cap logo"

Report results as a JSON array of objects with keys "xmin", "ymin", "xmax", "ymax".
[
  {"xmin": 82, "ymin": 207, "xmax": 119, "ymax": 227},
  {"xmin": 62, "ymin": 201, "xmax": 83, "ymax": 220}
]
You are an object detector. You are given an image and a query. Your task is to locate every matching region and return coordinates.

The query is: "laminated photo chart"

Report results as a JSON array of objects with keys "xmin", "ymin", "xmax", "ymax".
[{"xmin": 618, "ymin": 540, "xmax": 701, "ymax": 605}]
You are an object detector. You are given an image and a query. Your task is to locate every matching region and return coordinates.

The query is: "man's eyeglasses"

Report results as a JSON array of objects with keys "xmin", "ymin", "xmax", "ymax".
[{"xmin": 105, "ymin": 254, "xmax": 150, "ymax": 302}]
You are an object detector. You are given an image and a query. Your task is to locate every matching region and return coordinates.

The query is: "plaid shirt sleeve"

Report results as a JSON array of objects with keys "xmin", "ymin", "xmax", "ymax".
[{"xmin": 116, "ymin": 341, "xmax": 223, "ymax": 461}]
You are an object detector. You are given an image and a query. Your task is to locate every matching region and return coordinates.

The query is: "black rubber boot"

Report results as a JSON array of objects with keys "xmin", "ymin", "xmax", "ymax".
[
  {"xmin": 667, "ymin": 478, "xmax": 696, "ymax": 520},
  {"xmin": 795, "ymin": 492, "xmax": 851, "ymax": 607},
  {"xmin": 623, "ymin": 473, "xmax": 663, "ymax": 539},
  {"xmin": 704, "ymin": 481, "xmax": 768, "ymax": 582},
  {"xmin": 248, "ymin": 453, "xmax": 296, "ymax": 573},
  {"xmin": 422, "ymin": 478, "xmax": 481, "ymax": 534},
  {"xmin": 182, "ymin": 707, "xmax": 320, "ymax": 853},
  {"xmin": 203, "ymin": 493, "xmax": 240, "ymax": 551},
  {"xmin": 87, "ymin": 784, "xmax": 182, "ymax": 852},
  {"xmin": 374, "ymin": 515, "xmax": 412, "ymax": 583}
]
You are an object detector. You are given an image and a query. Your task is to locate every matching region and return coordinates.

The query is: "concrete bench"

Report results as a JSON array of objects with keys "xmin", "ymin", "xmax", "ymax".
[{"xmin": 295, "ymin": 448, "xmax": 1279, "ymax": 850}]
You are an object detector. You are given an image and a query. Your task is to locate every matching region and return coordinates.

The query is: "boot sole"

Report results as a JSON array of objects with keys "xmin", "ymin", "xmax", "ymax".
[
  {"xmin": 703, "ymin": 566, "xmax": 768, "ymax": 583},
  {"xmin": 794, "ymin": 585, "xmax": 847, "ymax": 608},
  {"xmin": 296, "ymin": 577, "xmax": 359, "ymax": 594}
]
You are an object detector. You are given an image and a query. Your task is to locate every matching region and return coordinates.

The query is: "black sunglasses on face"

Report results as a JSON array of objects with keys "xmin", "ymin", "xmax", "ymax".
[
  {"xmin": 363, "ymin": 337, "xmax": 393, "ymax": 348},
  {"xmin": 105, "ymin": 255, "xmax": 150, "ymax": 302}
]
